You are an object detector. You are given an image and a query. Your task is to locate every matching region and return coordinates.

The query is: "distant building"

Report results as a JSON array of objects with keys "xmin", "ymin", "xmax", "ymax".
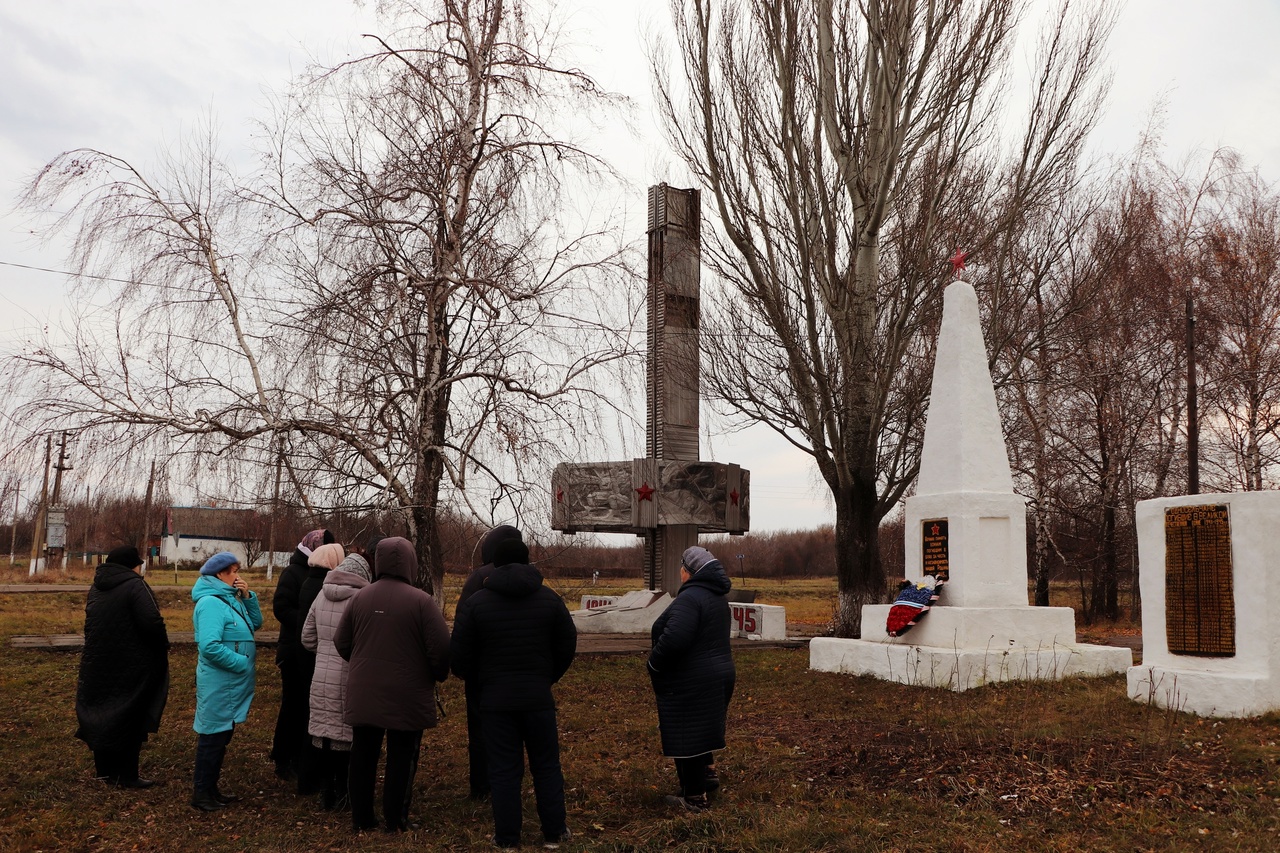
[{"xmin": 160, "ymin": 506, "xmax": 272, "ymax": 567}]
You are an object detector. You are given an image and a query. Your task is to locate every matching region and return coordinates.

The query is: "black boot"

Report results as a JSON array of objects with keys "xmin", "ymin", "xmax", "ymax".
[
  {"xmin": 191, "ymin": 789, "xmax": 227, "ymax": 812},
  {"xmin": 212, "ymin": 786, "xmax": 240, "ymax": 805}
]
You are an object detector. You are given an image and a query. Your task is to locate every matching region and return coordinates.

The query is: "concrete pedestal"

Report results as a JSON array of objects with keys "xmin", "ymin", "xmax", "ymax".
[{"xmin": 811, "ymin": 606, "xmax": 1130, "ymax": 690}]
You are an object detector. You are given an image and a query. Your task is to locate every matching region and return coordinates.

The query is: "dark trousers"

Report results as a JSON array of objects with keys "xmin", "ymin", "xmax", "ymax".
[
  {"xmin": 349, "ymin": 726, "xmax": 421, "ymax": 832},
  {"xmin": 93, "ymin": 737, "xmax": 143, "ymax": 783},
  {"xmin": 193, "ymin": 728, "xmax": 234, "ymax": 793},
  {"xmin": 464, "ymin": 679, "xmax": 488, "ymax": 796},
  {"xmin": 315, "ymin": 739, "xmax": 351, "ymax": 809},
  {"xmin": 675, "ymin": 752, "xmax": 714, "ymax": 797},
  {"xmin": 270, "ymin": 657, "xmax": 313, "ymax": 777},
  {"xmin": 483, "ymin": 708, "xmax": 567, "ymax": 846}
]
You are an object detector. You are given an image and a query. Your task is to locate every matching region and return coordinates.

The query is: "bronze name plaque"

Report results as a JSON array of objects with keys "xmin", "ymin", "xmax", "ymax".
[
  {"xmin": 1164, "ymin": 504, "xmax": 1235, "ymax": 657},
  {"xmin": 922, "ymin": 519, "xmax": 949, "ymax": 581}
]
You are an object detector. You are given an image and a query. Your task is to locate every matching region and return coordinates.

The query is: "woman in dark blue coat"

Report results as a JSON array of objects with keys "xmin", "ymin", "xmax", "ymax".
[{"xmin": 647, "ymin": 546, "xmax": 735, "ymax": 811}]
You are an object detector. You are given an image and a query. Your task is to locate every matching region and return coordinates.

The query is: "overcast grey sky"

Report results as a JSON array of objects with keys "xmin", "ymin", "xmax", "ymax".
[{"xmin": 1, "ymin": 0, "xmax": 1277, "ymax": 530}]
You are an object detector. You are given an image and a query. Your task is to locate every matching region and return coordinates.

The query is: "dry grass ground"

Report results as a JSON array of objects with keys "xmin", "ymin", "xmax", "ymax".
[{"xmin": 3, "ymin": 573, "xmax": 1279, "ymax": 851}]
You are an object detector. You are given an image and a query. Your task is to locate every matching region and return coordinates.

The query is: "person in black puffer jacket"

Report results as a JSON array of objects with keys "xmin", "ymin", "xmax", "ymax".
[
  {"xmin": 647, "ymin": 546, "xmax": 736, "ymax": 812},
  {"xmin": 456, "ymin": 524, "xmax": 524, "ymax": 799},
  {"xmin": 270, "ymin": 527, "xmax": 334, "ymax": 781},
  {"xmin": 75, "ymin": 545, "xmax": 170, "ymax": 788},
  {"xmin": 291, "ymin": 541, "xmax": 344, "ymax": 795},
  {"xmin": 451, "ymin": 538, "xmax": 576, "ymax": 849}
]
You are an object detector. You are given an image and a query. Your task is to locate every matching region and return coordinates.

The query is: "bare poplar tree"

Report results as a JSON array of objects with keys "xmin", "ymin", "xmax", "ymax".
[
  {"xmin": 8, "ymin": 0, "xmax": 632, "ymax": 599},
  {"xmin": 654, "ymin": 0, "xmax": 1114, "ymax": 634}
]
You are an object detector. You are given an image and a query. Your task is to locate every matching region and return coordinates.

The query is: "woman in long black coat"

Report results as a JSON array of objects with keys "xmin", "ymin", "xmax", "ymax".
[
  {"xmin": 75, "ymin": 545, "xmax": 170, "ymax": 787},
  {"xmin": 647, "ymin": 546, "xmax": 735, "ymax": 811}
]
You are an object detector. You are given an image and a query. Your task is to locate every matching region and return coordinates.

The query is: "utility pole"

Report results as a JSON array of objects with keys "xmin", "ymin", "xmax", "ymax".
[
  {"xmin": 1186, "ymin": 295, "xmax": 1199, "ymax": 495},
  {"xmin": 141, "ymin": 459, "xmax": 156, "ymax": 575},
  {"xmin": 8, "ymin": 482, "xmax": 19, "ymax": 566},
  {"xmin": 48, "ymin": 431, "xmax": 71, "ymax": 571},
  {"xmin": 81, "ymin": 484, "xmax": 91, "ymax": 569},
  {"xmin": 29, "ymin": 435, "xmax": 51, "ymax": 575},
  {"xmin": 266, "ymin": 445, "xmax": 283, "ymax": 580}
]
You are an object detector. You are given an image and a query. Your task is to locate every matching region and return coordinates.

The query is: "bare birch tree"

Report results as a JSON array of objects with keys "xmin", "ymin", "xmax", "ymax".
[
  {"xmin": 7, "ymin": 0, "xmax": 632, "ymax": 598},
  {"xmin": 654, "ymin": 0, "xmax": 1114, "ymax": 634}
]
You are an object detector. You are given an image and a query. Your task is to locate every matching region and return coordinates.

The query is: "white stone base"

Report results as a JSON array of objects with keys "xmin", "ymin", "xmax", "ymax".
[
  {"xmin": 571, "ymin": 591, "xmax": 788, "ymax": 640},
  {"xmin": 572, "ymin": 591, "xmax": 672, "ymax": 633},
  {"xmin": 729, "ymin": 603, "xmax": 787, "ymax": 641},
  {"xmin": 1127, "ymin": 665, "xmax": 1277, "ymax": 718},
  {"xmin": 810, "ymin": 604, "xmax": 1131, "ymax": 691}
]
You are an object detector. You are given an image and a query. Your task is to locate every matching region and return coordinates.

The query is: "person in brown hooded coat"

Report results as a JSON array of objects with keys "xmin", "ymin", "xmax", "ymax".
[{"xmin": 334, "ymin": 536, "xmax": 450, "ymax": 833}]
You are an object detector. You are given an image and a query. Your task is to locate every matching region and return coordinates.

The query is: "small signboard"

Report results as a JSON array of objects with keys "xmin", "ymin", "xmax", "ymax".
[
  {"xmin": 46, "ymin": 507, "xmax": 67, "ymax": 549},
  {"xmin": 922, "ymin": 519, "xmax": 949, "ymax": 581}
]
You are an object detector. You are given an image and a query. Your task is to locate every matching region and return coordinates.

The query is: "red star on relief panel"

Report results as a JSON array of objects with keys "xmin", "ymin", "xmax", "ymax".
[
  {"xmin": 556, "ymin": 488, "xmax": 564, "ymax": 503},
  {"xmin": 949, "ymin": 249, "xmax": 970, "ymax": 276},
  {"xmin": 635, "ymin": 482, "xmax": 656, "ymax": 502},
  {"xmin": 730, "ymin": 489, "xmax": 740, "ymax": 506}
]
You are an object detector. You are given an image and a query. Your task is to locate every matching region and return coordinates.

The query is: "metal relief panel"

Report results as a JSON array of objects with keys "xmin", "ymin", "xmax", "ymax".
[
  {"xmin": 657, "ymin": 461, "xmax": 724, "ymax": 526},
  {"xmin": 1164, "ymin": 504, "xmax": 1235, "ymax": 657},
  {"xmin": 550, "ymin": 462, "xmax": 635, "ymax": 533}
]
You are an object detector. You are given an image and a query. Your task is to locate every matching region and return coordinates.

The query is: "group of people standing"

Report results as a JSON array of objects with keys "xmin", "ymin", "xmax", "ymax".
[{"xmin": 72, "ymin": 525, "xmax": 738, "ymax": 848}]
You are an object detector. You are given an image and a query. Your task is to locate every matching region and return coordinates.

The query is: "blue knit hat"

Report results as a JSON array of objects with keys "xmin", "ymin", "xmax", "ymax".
[{"xmin": 200, "ymin": 551, "xmax": 240, "ymax": 575}]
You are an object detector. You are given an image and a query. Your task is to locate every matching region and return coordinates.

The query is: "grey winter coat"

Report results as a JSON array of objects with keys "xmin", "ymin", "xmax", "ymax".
[
  {"xmin": 301, "ymin": 554, "xmax": 371, "ymax": 743},
  {"xmin": 334, "ymin": 538, "xmax": 450, "ymax": 731}
]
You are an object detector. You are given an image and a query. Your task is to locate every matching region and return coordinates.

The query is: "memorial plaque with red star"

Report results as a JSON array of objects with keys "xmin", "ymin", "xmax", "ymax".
[{"xmin": 922, "ymin": 519, "xmax": 949, "ymax": 581}]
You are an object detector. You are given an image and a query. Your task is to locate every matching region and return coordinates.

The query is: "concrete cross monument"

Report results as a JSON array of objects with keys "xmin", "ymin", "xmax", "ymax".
[
  {"xmin": 551, "ymin": 185, "xmax": 783, "ymax": 639},
  {"xmin": 811, "ymin": 271, "xmax": 1131, "ymax": 689}
]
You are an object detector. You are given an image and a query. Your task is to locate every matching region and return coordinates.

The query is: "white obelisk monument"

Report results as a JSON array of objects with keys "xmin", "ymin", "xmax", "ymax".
[{"xmin": 810, "ymin": 278, "xmax": 1131, "ymax": 690}]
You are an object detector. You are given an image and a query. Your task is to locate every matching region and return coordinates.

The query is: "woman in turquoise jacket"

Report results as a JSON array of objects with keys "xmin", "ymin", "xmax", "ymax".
[{"xmin": 190, "ymin": 552, "xmax": 262, "ymax": 812}]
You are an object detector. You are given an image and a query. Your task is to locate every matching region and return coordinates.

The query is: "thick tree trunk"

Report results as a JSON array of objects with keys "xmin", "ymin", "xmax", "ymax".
[
  {"xmin": 832, "ymin": 476, "xmax": 883, "ymax": 638},
  {"xmin": 410, "ymin": 339, "xmax": 452, "ymax": 603}
]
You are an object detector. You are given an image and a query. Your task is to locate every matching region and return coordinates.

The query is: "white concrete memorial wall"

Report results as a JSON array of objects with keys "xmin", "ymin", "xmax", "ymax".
[
  {"xmin": 1128, "ymin": 492, "xmax": 1280, "ymax": 718},
  {"xmin": 810, "ymin": 279, "xmax": 1131, "ymax": 690}
]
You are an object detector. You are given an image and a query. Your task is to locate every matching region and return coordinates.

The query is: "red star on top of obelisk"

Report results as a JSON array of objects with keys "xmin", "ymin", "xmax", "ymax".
[{"xmin": 949, "ymin": 249, "xmax": 970, "ymax": 277}]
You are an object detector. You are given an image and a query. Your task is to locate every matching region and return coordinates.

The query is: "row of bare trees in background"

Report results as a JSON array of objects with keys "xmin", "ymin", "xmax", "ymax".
[
  {"xmin": 5, "ymin": 1, "xmax": 1280, "ymax": 635},
  {"xmin": 990, "ymin": 147, "xmax": 1280, "ymax": 623}
]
